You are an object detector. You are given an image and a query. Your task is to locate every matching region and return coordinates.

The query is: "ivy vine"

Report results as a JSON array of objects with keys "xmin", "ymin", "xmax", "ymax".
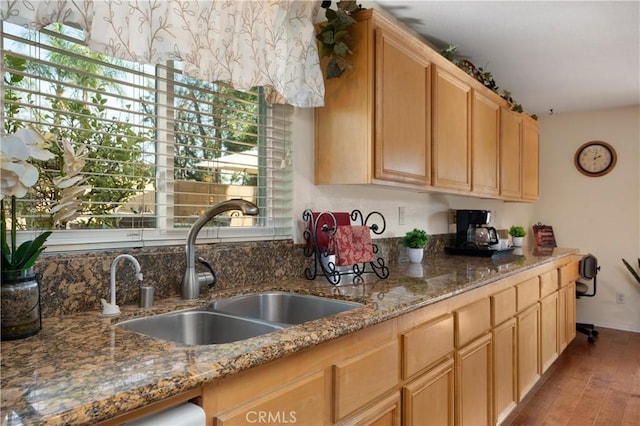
[{"xmin": 316, "ymin": 1, "xmax": 365, "ymax": 79}]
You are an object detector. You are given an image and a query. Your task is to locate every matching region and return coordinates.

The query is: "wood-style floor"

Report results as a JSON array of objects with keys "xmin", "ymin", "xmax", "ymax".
[{"xmin": 503, "ymin": 327, "xmax": 640, "ymax": 425}]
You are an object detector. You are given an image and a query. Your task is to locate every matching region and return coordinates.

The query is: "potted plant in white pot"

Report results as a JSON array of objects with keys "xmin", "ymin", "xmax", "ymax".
[
  {"xmin": 509, "ymin": 226, "xmax": 527, "ymax": 247},
  {"xmin": 401, "ymin": 228, "xmax": 429, "ymax": 263}
]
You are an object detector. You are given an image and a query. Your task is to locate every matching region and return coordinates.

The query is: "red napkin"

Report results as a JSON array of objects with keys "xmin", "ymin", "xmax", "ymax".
[
  {"xmin": 307, "ymin": 212, "xmax": 351, "ymax": 252},
  {"xmin": 333, "ymin": 225, "xmax": 374, "ymax": 266}
]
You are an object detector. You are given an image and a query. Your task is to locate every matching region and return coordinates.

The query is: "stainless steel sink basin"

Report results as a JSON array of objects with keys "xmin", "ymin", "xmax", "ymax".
[
  {"xmin": 117, "ymin": 310, "xmax": 283, "ymax": 345},
  {"xmin": 207, "ymin": 291, "xmax": 363, "ymax": 325}
]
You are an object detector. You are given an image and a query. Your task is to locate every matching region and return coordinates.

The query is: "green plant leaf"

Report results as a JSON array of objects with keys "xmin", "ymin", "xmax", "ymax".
[
  {"xmin": 9, "ymin": 231, "xmax": 52, "ymax": 270},
  {"xmin": 333, "ymin": 41, "xmax": 350, "ymax": 57},
  {"xmin": 326, "ymin": 58, "xmax": 344, "ymax": 79}
]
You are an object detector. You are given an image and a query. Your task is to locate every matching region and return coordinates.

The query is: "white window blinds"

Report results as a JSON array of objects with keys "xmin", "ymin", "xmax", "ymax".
[{"xmin": 1, "ymin": 22, "xmax": 293, "ymax": 251}]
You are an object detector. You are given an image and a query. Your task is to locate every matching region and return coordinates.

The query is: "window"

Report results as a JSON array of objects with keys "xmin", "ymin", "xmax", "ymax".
[{"xmin": 1, "ymin": 21, "xmax": 293, "ymax": 251}]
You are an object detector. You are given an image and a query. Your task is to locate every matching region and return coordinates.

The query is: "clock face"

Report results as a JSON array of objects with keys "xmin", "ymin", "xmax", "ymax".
[{"xmin": 575, "ymin": 141, "xmax": 617, "ymax": 177}]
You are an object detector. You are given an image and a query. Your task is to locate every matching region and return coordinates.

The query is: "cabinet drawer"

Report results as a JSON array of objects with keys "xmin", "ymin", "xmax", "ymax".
[
  {"xmin": 559, "ymin": 262, "xmax": 579, "ymax": 287},
  {"xmin": 516, "ymin": 277, "xmax": 540, "ymax": 311},
  {"xmin": 333, "ymin": 340, "xmax": 399, "ymax": 421},
  {"xmin": 215, "ymin": 371, "xmax": 327, "ymax": 425},
  {"xmin": 455, "ymin": 297, "xmax": 491, "ymax": 348},
  {"xmin": 540, "ymin": 270, "xmax": 559, "ymax": 298},
  {"xmin": 402, "ymin": 314, "xmax": 454, "ymax": 380},
  {"xmin": 491, "ymin": 286, "xmax": 516, "ymax": 326}
]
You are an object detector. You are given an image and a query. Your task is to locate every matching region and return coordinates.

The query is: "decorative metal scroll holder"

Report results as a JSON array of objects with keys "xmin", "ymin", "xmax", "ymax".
[{"xmin": 302, "ymin": 209, "xmax": 390, "ymax": 286}]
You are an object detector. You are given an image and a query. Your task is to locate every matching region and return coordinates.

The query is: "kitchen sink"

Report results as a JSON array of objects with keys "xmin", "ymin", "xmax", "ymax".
[
  {"xmin": 117, "ymin": 310, "xmax": 284, "ymax": 345},
  {"xmin": 207, "ymin": 291, "xmax": 363, "ymax": 325},
  {"xmin": 116, "ymin": 292, "xmax": 362, "ymax": 345}
]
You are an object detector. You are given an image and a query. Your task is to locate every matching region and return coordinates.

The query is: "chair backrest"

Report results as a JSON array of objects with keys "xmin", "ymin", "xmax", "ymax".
[{"xmin": 580, "ymin": 254, "xmax": 599, "ymax": 280}]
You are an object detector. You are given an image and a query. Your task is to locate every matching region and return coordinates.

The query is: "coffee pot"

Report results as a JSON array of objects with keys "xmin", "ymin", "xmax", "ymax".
[{"xmin": 466, "ymin": 224, "xmax": 499, "ymax": 246}]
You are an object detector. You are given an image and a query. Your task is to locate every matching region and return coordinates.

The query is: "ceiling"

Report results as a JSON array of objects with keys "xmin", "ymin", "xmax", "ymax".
[{"xmin": 373, "ymin": 1, "xmax": 640, "ymax": 116}]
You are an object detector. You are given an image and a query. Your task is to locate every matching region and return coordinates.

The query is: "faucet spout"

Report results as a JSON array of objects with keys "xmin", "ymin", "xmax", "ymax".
[
  {"xmin": 182, "ymin": 199, "xmax": 259, "ymax": 300},
  {"xmin": 102, "ymin": 254, "xmax": 143, "ymax": 316}
]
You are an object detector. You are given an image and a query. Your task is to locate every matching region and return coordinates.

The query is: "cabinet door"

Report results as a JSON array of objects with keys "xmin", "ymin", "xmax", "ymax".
[
  {"xmin": 540, "ymin": 292, "xmax": 559, "ymax": 373},
  {"xmin": 517, "ymin": 303, "xmax": 540, "ymax": 400},
  {"xmin": 499, "ymin": 107, "xmax": 522, "ymax": 199},
  {"xmin": 375, "ymin": 27, "xmax": 431, "ymax": 185},
  {"xmin": 455, "ymin": 333, "xmax": 493, "ymax": 426},
  {"xmin": 333, "ymin": 340, "xmax": 399, "ymax": 421},
  {"xmin": 493, "ymin": 318, "xmax": 517, "ymax": 425},
  {"xmin": 472, "ymin": 91, "xmax": 501, "ymax": 196},
  {"xmin": 558, "ymin": 285, "xmax": 568, "ymax": 352},
  {"xmin": 214, "ymin": 371, "xmax": 327, "ymax": 425},
  {"xmin": 521, "ymin": 117, "xmax": 539, "ymax": 201},
  {"xmin": 403, "ymin": 357, "xmax": 455, "ymax": 426},
  {"xmin": 432, "ymin": 67, "xmax": 472, "ymax": 191},
  {"xmin": 566, "ymin": 281, "xmax": 577, "ymax": 342},
  {"xmin": 339, "ymin": 393, "xmax": 400, "ymax": 426}
]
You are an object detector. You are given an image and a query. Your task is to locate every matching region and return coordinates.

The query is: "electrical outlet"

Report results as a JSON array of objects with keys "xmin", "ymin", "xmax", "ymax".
[
  {"xmin": 398, "ymin": 206, "xmax": 405, "ymax": 225},
  {"xmin": 616, "ymin": 292, "xmax": 625, "ymax": 304}
]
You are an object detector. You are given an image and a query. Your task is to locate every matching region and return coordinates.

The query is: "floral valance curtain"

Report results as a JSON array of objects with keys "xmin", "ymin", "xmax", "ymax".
[{"xmin": 0, "ymin": 0, "xmax": 325, "ymax": 107}]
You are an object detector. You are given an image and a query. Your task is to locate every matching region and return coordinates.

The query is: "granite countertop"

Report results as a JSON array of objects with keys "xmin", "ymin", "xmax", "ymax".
[{"xmin": 0, "ymin": 248, "xmax": 577, "ymax": 425}]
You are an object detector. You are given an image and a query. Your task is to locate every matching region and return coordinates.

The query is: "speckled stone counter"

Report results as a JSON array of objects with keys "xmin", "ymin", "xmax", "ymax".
[{"xmin": 1, "ymin": 247, "xmax": 577, "ymax": 425}]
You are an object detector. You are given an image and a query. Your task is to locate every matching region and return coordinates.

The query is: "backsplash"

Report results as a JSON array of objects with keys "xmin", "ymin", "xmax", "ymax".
[{"xmin": 33, "ymin": 234, "xmax": 454, "ymax": 317}]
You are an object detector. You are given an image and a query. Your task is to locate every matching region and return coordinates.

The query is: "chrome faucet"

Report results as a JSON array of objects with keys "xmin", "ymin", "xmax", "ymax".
[
  {"xmin": 102, "ymin": 254, "xmax": 143, "ymax": 316},
  {"xmin": 182, "ymin": 199, "xmax": 259, "ymax": 300}
]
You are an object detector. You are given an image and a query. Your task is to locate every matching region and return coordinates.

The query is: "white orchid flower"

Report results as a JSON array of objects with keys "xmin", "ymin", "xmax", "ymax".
[{"xmin": 0, "ymin": 128, "xmax": 53, "ymax": 200}]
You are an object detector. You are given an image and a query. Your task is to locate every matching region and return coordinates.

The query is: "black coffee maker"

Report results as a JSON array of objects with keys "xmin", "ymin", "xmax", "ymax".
[{"xmin": 447, "ymin": 209, "xmax": 499, "ymax": 255}]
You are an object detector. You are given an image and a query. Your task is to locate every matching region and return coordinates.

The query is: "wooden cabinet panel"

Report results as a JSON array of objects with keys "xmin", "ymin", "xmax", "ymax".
[
  {"xmin": 491, "ymin": 286, "xmax": 516, "ymax": 327},
  {"xmin": 333, "ymin": 340, "xmax": 399, "ymax": 421},
  {"xmin": 559, "ymin": 261, "xmax": 580, "ymax": 287},
  {"xmin": 517, "ymin": 303, "xmax": 540, "ymax": 400},
  {"xmin": 540, "ymin": 292, "xmax": 559, "ymax": 373},
  {"xmin": 472, "ymin": 91, "xmax": 501, "ymax": 196},
  {"xmin": 314, "ymin": 17, "xmax": 371, "ymax": 185},
  {"xmin": 375, "ymin": 28, "xmax": 432, "ymax": 185},
  {"xmin": 540, "ymin": 270, "xmax": 559, "ymax": 298},
  {"xmin": 516, "ymin": 277, "xmax": 540, "ymax": 311},
  {"xmin": 499, "ymin": 107, "xmax": 522, "ymax": 199},
  {"xmin": 456, "ymin": 333, "xmax": 493, "ymax": 426},
  {"xmin": 455, "ymin": 297, "xmax": 491, "ymax": 348},
  {"xmin": 432, "ymin": 67, "xmax": 472, "ymax": 191},
  {"xmin": 214, "ymin": 371, "xmax": 327, "ymax": 426},
  {"xmin": 403, "ymin": 358, "xmax": 455, "ymax": 426},
  {"xmin": 566, "ymin": 281, "xmax": 577, "ymax": 342},
  {"xmin": 402, "ymin": 314, "xmax": 454, "ymax": 379},
  {"xmin": 493, "ymin": 318, "xmax": 518, "ymax": 425},
  {"xmin": 339, "ymin": 393, "xmax": 400, "ymax": 426},
  {"xmin": 521, "ymin": 116, "xmax": 539, "ymax": 201}
]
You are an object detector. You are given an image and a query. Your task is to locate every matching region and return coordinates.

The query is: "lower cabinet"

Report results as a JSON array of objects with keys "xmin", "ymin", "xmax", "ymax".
[
  {"xmin": 214, "ymin": 371, "xmax": 326, "ymax": 425},
  {"xmin": 403, "ymin": 358, "xmax": 455, "ymax": 426},
  {"xmin": 517, "ymin": 303, "xmax": 541, "ymax": 400},
  {"xmin": 540, "ymin": 291, "xmax": 559, "ymax": 373},
  {"xmin": 455, "ymin": 333, "xmax": 493, "ymax": 426},
  {"xmin": 340, "ymin": 393, "xmax": 401, "ymax": 426},
  {"xmin": 492, "ymin": 318, "xmax": 517, "ymax": 425},
  {"xmin": 195, "ymin": 258, "xmax": 577, "ymax": 426}
]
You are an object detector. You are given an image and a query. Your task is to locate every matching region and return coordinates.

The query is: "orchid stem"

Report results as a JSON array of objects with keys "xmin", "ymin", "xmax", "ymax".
[{"xmin": 11, "ymin": 196, "xmax": 17, "ymax": 265}]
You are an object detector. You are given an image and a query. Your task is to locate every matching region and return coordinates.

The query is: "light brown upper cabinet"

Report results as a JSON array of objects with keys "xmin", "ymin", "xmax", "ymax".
[
  {"xmin": 432, "ymin": 67, "xmax": 472, "ymax": 192},
  {"xmin": 374, "ymin": 27, "xmax": 432, "ymax": 185},
  {"xmin": 499, "ymin": 107, "xmax": 523, "ymax": 200},
  {"xmin": 471, "ymin": 92, "xmax": 502, "ymax": 196},
  {"xmin": 315, "ymin": 10, "xmax": 432, "ymax": 188},
  {"xmin": 315, "ymin": 9, "xmax": 539, "ymax": 202},
  {"xmin": 521, "ymin": 115, "xmax": 540, "ymax": 201}
]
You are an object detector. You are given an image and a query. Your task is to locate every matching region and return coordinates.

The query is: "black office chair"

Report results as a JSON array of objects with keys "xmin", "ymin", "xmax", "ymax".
[{"xmin": 576, "ymin": 254, "xmax": 600, "ymax": 343}]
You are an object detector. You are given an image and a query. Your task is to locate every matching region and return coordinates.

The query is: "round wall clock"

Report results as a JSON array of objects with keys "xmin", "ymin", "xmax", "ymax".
[{"xmin": 574, "ymin": 141, "xmax": 617, "ymax": 177}]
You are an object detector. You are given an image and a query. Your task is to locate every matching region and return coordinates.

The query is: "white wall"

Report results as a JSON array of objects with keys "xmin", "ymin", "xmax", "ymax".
[{"xmin": 535, "ymin": 106, "xmax": 640, "ymax": 332}]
